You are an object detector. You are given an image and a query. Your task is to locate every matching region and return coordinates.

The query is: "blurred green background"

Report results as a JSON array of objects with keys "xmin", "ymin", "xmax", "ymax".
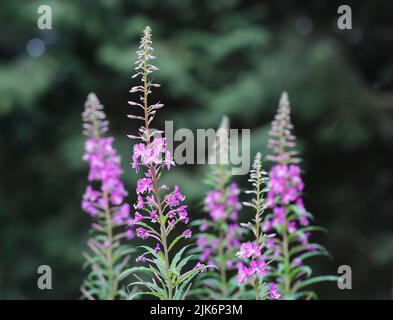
[{"xmin": 0, "ymin": 0, "xmax": 392, "ymax": 299}]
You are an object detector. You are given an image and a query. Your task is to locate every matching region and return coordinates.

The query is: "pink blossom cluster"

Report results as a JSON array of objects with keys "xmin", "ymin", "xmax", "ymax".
[
  {"xmin": 199, "ymin": 183, "xmax": 242, "ymax": 269},
  {"xmin": 236, "ymin": 242, "xmax": 267, "ymax": 282},
  {"xmin": 197, "ymin": 223, "xmax": 240, "ymax": 269},
  {"xmin": 264, "ymin": 164, "xmax": 309, "ymax": 234},
  {"xmin": 81, "ymin": 137, "xmax": 132, "ymax": 232},
  {"xmin": 131, "ymin": 136, "xmax": 190, "ymax": 250},
  {"xmin": 204, "ymin": 182, "xmax": 241, "ymax": 222},
  {"xmin": 236, "ymin": 242, "xmax": 280, "ymax": 300},
  {"xmin": 132, "ymin": 137, "xmax": 174, "ymax": 172}
]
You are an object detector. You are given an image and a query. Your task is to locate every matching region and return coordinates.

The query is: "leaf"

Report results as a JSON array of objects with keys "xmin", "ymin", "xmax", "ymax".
[
  {"xmin": 119, "ymin": 266, "xmax": 153, "ymax": 281},
  {"xmin": 288, "ymin": 226, "xmax": 327, "ymax": 242},
  {"xmin": 173, "ymin": 269, "xmax": 201, "ymax": 300},
  {"xmin": 129, "ymin": 277, "xmax": 168, "ymax": 298},
  {"xmin": 153, "ymin": 257, "xmax": 168, "ymax": 279},
  {"xmin": 168, "ymin": 235, "xmax": 183, "ymax": 252},
  {"xmin": 173, "ymin": 254, "xmax": 197, "ymax": 276},
  {"xmin": 296, "ymin": 275, "xmax": 338, "ymax": 291},
  {"xmin": 292, "ymin": 290, "xmax": 318, "ymax": 300},
  {"xmin": 289, "ymin": 265, "xmax": 312, "ymax": 280},
  {"xmin": 169, "ymin": 245, "xmax": 191, "ymax": 272},
  {"xmin": 135, "ymin": 222, "xmax": 160, "ymax": 237},
  {"xmin": 296, "ymin": 249, "xmax": 330, "ymax": 262},
  {"xmin": 138, "ymin": 245, "xmax": 160, "ymax": 259},
  {"xmin": 128, "ymin": 291, "xmax": 163, "ymax": 300}
]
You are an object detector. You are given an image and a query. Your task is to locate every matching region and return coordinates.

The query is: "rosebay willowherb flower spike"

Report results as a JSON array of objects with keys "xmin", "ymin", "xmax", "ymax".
[
  {"xmin": 192, "ymin": 116, "xmax": 242, "ymax": 299},
  {"xmin": 267, "ymin": 92, "xmax": 299, "ymax": 165},
  {"xmin": 120, "ymin": 27, "xmax": 209, "ymax": 300},
  {"xmin": 237, "ymin": 153, "xmax": 280, "ymax": 300},
  {"xmin": 80, "ymin": 93, "xmax": 134, "ymax": 300},
  {"xmin": 264, "ymin": 92, "xmax": 336, "ymax": 299}
]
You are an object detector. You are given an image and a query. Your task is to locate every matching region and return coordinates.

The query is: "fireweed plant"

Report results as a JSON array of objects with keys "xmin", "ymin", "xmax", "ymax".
[
  {"xmin": 263, "ymin": 92, "xmax": 336, "ymax": 299},
  {"xmin": 191, "ymin": 117, "xmax": 243, "ymax": 299},
  {"xmin": 80, "ymin": 93, "xmax": 134, "ymax": 300},
  {"xmin": 119, "ymin": 27, "xmax": 209, "ymax": 300},
  {"xmin": 236, "ymin": 152, "xmax": 280, "ymax": 300}
]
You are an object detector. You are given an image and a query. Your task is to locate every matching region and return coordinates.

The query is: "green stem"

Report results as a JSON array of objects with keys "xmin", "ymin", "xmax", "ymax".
[
  {"xmin": 152, "ymin": 168, "xmax": 173, "ymax": 299},
  {"xmin": 282, "ymin": 208, "xmax": 291, "ymax": 297},
  {"xmin": 103, "ymin": 191, "xmax": 115, "ymax": 300},
  {"xmin": 278, "ymin": 125, "xmax": 291, "ymax": 296},
  {"xmin": 254, "ymin": 162, "xmax": 262, "ymax": 300},
  {"xmin": 91, "ymin": 99, "xmax": 115, "ymax": 299},
  {"xmin": 218, "ymin": 227, "xmax": 227, "ymax": 298},
  {"xmin": 217, "ymin": 164, "xmax": 228, "ymax": 298}
]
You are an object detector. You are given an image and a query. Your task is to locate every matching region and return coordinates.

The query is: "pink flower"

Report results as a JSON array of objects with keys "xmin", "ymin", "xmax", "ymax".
[
  {"xmin": 268, "ymin": 164, "xmax": 304, "ymax": 208},
  {"xmin": 81, "ymin": 200, "xmax": 98, "ymax": 217},
  {"xmin": 136, "ymin": 227, "xmax": 150, "ymax": 240},
  {"xmin": 154, "ymin": 243, "xmax": 161, "ymax": 253},
  {"xmin": 134, "ymin": 212, "xmax": 143, "ymax": 223},
  {"xmin": 269, "ymin": 283, "xmax": 281, "ymax": 300},
  {"xmin": 113, "ymin": 203, "xmax": 130, "ymax": 225},
  {"xmin": 200, "ymin": 249, "xmax": 211, "ymax": 261},
  {"xmin": 149, "ymin": 210, "xmax": 158, "ymax": 222},
  {"xmin": 136, "ymin": 255, "xmax": 146, "ymax": 263},
  {"xmin": 262, "ymin": 218, "xmax": 272, "ymax": 232},
  {"xmin": 292, "ymin": 257, "xmax": 302, "ymax": 267},
  {"xmin": 194, "ymin": 262, "xmax": 207, "ymax": 272},
  {"xmin": 146, "ymin": 195, "xmax": 156, "ymax": 206},
  {"xmin": 266, "ymin": 237, "xmax": 276, "ymax": 250},
  {"xmin": 82, "ymin": 135, "xmax": 128, "ymax": 221},
  {"xmin": 210, "ymin": 205, "xmax": 226, "ymax": 220},
  {"xmin": 136, "ymin": 178, "xmax": 152, "ymax": 194},
  {"xmin": 237, "ymin": 242, "xmax": 260, "ymax": 259},
  {"xmin": 299, "ymin": 214, "xmax": 309, "ymax": 226},
  {"xmin": 249, "ymin": 259, "xmax": 267, "ymax": 276},
  {"xmin": 135, "ymin": 195, "xmax": 144, "ymax": 209},
  {"xmin": 165, "ymin": 185, "xmax": 185, "ymax": 207},
  {"xmin": 182, "ymin": 229, "xmax": 192, "ymax": 239},
  {"xmin": 177, "ymin": 205, "xmax": 189, "ymax": 223},
  {"xmin": 83, "ymin": 185, "xmax": 99, "ymax": 202},
  {"xmin": 287, "ymin": 221, "xmax": 297, "ymax": 233},
  {"xmin": 163, "ymin": 151, "xmax": 175, "ymax": 170},
  {"xmin": 273, "ymin": 207, "xmax": 285, "ymax": 225},
  {"xmin": 125, "ymin": 229, "xmax": 135, "ymax": 239},
  {"xmin": 197, "ymin": 235, "xmax": 207, "ymax": 248},
  {"xmin": 199, "ymin": 220, "xmax": 209, "ymax": 232},
  {"xmin": 236, "ymin": 263, "xmax": 252, "ymax": 283}
]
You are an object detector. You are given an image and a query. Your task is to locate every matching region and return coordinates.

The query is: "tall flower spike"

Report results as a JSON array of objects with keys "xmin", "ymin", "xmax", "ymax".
[
  {"xmin": 193, "ymin": 116, "xmax": 242, "ymax": 299},
  {"xmin": 264, "ymin": 93, "xmax": 336, "ymax": 299},
  {"xmin": 267, "ymin": 92, "xmax": 299, "ymax": 165},
  {"xmin": 80, "ymin": 93, "xmax": 133, "ymax": 300},
  {"xmin": 237, "ymin": 153, "xmax": 278, "ymax": 300},
  {"xmin": 121, "ymin": 27, "xmax": 208, "ymax": 301}
]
